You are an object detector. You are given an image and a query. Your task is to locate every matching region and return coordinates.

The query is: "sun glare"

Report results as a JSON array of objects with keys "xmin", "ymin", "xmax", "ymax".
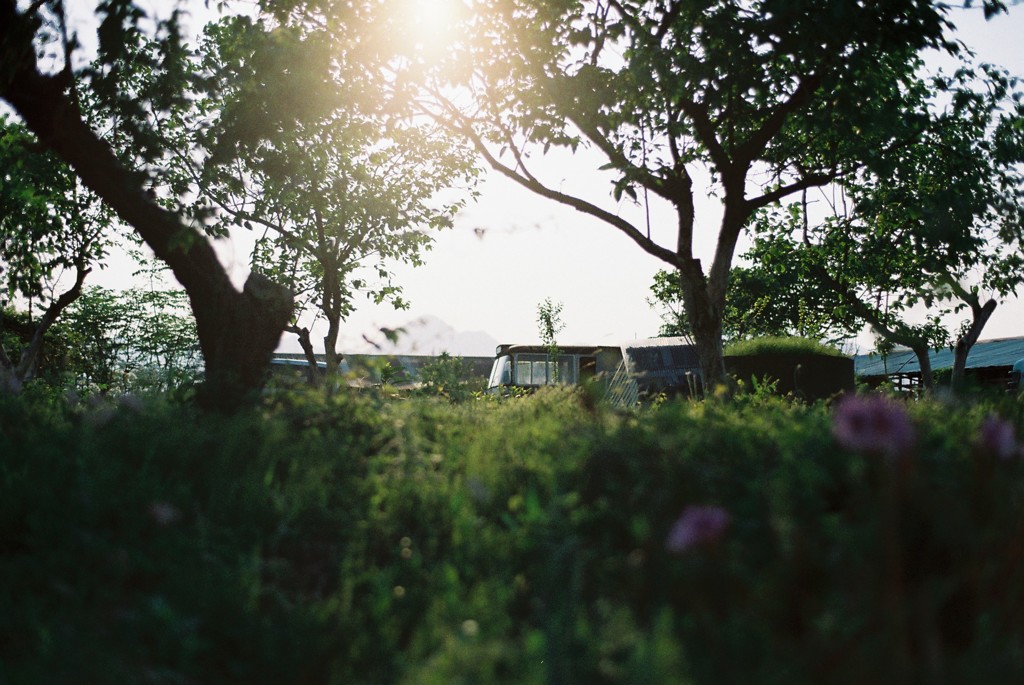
[{"xmin": 401, "ymin": 0, "xmax": 464, "ymax": 54}]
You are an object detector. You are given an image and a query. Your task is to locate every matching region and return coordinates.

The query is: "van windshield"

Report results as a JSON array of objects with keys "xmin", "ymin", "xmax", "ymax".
[{"xmin": 487, "ymin": 355, "xmax": 512, "ymax": 388}]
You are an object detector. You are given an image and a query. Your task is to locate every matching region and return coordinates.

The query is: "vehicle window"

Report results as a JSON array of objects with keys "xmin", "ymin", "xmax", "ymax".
[
  {"xmin": 534, "ymin": 360, "xmax": 558, "ymax": 385},
  {"xmin": 516, "ymin": 360, "xmax": 533, "ymax": 385},
  {"xmin": 488, "ymin": 356, "xmax": 512, "ymax": 388},
  {"xmin": 511, "ymin": 353, "xmax": 579, "ymax": 386},
  {"xmin": 557, "ymin": 358, "xmax": 573, "ymax": 384}
]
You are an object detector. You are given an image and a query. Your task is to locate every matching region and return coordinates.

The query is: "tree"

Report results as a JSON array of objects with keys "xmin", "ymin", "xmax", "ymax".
[
  {"xmin": 649, "ymin": 241, "xmax": 858, "ymax": 344},
  {"xmin": 0, "ymin": 116, "xmax": 112, "ymax": 390},
  {"xmin": 61, "ymin": 285, "xmax": 201, "ymax": 393},
  {"xmin": 349, "ymin": 0, "xmax": 991, "ymax": 389},
  {"xmin": 536, "ymin": 297, "xmax": 566, "ymax": 382},
  {"xmin": 135, "ymin": 17, "xmax": 476, "ymax": 381},
  {"xmin": 0, "ymin": 0, "xmax": 293, "ymax": 410},
  {"xmin": 751, "ymin": 64, "xmax": 1024, "ymax": 393}
]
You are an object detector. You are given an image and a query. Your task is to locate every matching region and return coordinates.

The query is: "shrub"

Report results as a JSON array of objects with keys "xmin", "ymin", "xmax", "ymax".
[
  {"xmin": 724, "ymin": 335, "xmax": 847, "ymax": 358},
  {"xmin": 2, "ymin": 387, "xmax": 1023, "ymax": 683},
  {"xmin": 416, "ymin": 352, "xmax": 486, "ymax": 403}
]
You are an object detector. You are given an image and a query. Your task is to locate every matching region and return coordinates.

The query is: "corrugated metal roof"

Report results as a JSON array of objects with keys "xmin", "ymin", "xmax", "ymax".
[{"xmin": 854, "ymin": 336, "xmax": 1024, "ymax": 377}]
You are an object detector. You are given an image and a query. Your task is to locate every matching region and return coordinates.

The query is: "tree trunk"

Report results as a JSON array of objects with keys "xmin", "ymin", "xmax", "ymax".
[
  {"xmin": 17, "ymin": 265, "xmax": 89, "ymax": 383},
  {"xmin": 951, "ymin": 298, "xmax": 997, "ymax": 394},
  {"xmin": 191, "ymin": 274, "xmax": 292, "ymax": 410},
  {"xmin": 323, "ymin": 314, "xmax": 343, "ymax": 377},
  {"xmin": 285, "ymin": 325, "xmax": 324, "ymax": 385},
  {"xmin": 0, "ymin": 318, "xmax": 18, "ymax": 394},
  {"xmin": 0, "ymin": 15, "xmax": 292, "ymax": 411},
  {"xmin": 0, "ymin": 264, "xmax": 89, "ymax": 391},
  {"xmin": 691, "ymin": 316, "xmax": 726, "ymax": 396},
  {"xmin": 676, "ymin": 263, "xmax": 726, "ymax": 392},
  {"xmin": 911, "ymin": 344, "xmax": 934, "ymax": 394}
]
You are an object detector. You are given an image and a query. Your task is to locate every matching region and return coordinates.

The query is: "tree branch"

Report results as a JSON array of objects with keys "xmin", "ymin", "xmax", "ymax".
[
  {"xmin": 455, "ymin": 117, "xmax": 679, "ymax": 267},
  {"xmin": 734, "ymin": 74, "xmax": 823, "ymax": 165},
  {"xmin": 746, "ymin": 172, "xmax": 835, "ymax": 212},
  {"xmin": 676, "ymin": 98, "xmax": 732, "ymax": 178},
  {"xmin": 15, "ymin": 259, "xmax": 90, "ymax": 381},
  {"xmin": 0, "ymin": 0, "xmax": 293, "ymax": 408},
  {"xmin": 562, "ymin": 102, "xmax": 682, "ymax": 205}
]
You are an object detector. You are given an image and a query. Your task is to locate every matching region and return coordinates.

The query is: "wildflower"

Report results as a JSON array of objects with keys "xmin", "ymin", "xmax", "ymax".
[
  {"xmin": 832, "ymin": 394, "xmax": 915, "ymax": 460},
  {"xmin": 147, "ymin": 501, "xmax": 181, "ymax": 527},
  {"xmin": 665, "ymin": 505, "xmax": 730, "ymax": 553},
  {"xmin": 978, "ymin": 415, "xmax": 1018, "ymax": 461}
]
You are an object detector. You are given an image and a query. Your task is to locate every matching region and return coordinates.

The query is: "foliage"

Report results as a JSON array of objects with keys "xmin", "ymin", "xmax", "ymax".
[
  {"xmin": 416, "ymin": 352, "xmax": 485, "ymax": 403},
  {"xmin": 3, "ymin": 385, "xmax": 1024, "ymax": 683},
  {"xmin": 0, "ymin": 307, "xmax": 74, "ymax": 385},
  {"xmin": 60, "ymin": 286, "xmax": 201, "ymax": 394},
  {"xmin": 723, "ymin": 336, "xmax": 847, "ymax": 358},
  {"xmin": 536, "ymin": 296, "xmax": 565, "ymax": 362},
  {"xmin": 536, "ymin": 298, "xmax": 565, "ymax": 351},
  {"xmin": 650, "ymin": 253, "xmax": 857, "ymax": 344},
  {"xmin": 343, "ymin": 0, "xmax": 978, "ymax": 386},
  {"xmin": 103, "ymin": 17, "xmax": 478, "ymax": 376},
  {"xmin": 751, "ymin": 61, "xmax": 1024, "ymax": 392},
  {"xmin": 0, "ymin": 116, "xmax": 113, "ymax": 385}
]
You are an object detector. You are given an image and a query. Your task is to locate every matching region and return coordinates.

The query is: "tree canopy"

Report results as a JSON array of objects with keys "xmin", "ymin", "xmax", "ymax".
[
  {"xmin": 150, "ymin": 17, "xmax": 477, "ymax": 377},
  {"xmin": 751, "ymin": 61, "xmax": 1024, "ymax": 392},
  {"xmin": 2, "ymin": 0, "xmax": 1019, "ymax": 400},
  {"xmin": 340, "ymin": 0, "xmax": 995, "ymax": 388},
  {"xmin": 1, "ymin": 0, "xmax": 477, "ymax": 405},
  {"xmin": 0, "ymin": 0, "xmax": 294, "ymax": 408},
  {"xmin": 649, "ymin": 242, "xmax": 859, "ymax": 345},
  {"xmin": 0, "ymin": 116, "xmax": 113, "ymax": 387}
]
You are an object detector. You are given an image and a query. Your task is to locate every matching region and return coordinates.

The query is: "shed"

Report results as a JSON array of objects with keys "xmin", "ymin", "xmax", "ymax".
[{"xmin": 853, "ymin": 336, "xmax": 1024, "ymax": 391}]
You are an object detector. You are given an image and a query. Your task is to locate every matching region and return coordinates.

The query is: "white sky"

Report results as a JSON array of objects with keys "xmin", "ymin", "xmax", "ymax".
[{"xmin": 80, "ymin": 1, "xmax": 1024, "ymax": 356}]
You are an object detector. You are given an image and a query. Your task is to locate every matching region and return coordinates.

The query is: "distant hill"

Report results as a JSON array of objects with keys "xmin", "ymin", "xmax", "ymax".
[{"xmin": 350, "ymin": 315, "xmax": 500, "ymax": 358}]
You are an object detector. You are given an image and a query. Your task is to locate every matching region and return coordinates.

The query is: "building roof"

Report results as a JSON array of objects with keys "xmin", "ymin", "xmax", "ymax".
[{"xmin": 854, "ymin": 336, "xmax": 1024, "ymax": 378}]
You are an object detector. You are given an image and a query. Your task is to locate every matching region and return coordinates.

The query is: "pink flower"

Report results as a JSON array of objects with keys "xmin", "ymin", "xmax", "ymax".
[
  {"xmin": 979, "ymin": 415, "xmax": 1018, "ymax": 461},
  {"xmin": 832, "ymin": 394, "xmax": 915, "ymax": 459},
  {"xmin": 665, "ymin": 505, "xmax": 730, "ymax": 553}
]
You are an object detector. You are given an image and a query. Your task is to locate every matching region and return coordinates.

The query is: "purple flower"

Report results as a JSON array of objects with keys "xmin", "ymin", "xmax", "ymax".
[
  {"xmin": 665, "ymin": 505, "xmax": 730, "ymax": 553},
  {"xmin": 832, "ymin": 394, "xmax": 915, "ymax": 459},
  {"xmin": 978, "ymin": 415, "xmax": 1019, "ymax": 461}
]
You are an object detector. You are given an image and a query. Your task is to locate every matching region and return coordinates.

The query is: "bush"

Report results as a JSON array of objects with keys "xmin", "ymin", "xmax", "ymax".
[
  {"xmin": 2, "ymin": 386, "xmax": 1023, "ymax": 683},
  {"xmin": 724, "ymin": 335, "xmax": 847, "ymax": 358},
  {"xmin": 416, "ymin": 352, "xmax": 486, "ymax": 403}
]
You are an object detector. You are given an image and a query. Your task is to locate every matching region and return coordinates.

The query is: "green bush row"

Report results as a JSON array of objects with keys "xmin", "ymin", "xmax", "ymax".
[
  {"xmin": 1, "ymin": 386, "xmax": 1023, "ymax": 683},
  {"xmin": 723, "ymin": 335, "xmax": 848, "ymax": 358}
]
